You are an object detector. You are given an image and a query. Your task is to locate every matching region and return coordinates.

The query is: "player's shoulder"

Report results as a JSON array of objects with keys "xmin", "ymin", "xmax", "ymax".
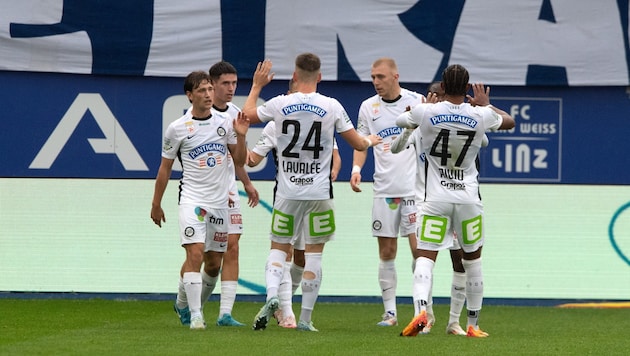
[
  {"xmin": 400, "ymin": 88, "xmax": 425, "ymax": 103},
  {"xmin": 226, "ymin": 102, "xmax": 241, "ymax": 113}
]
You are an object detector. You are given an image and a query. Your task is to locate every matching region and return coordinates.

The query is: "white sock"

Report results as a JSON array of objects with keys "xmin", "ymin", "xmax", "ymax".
[
  {"xmin": 200, "ymin": 270, "xmax": 218, "ymax": 307},
  {"xmin": 449, "ymin": 272, "xmax": 467, "ymax": 325},
  {"xmin": 290, "ymin": 262, "xmax": 304, "ymax": 295},
  {"xmin": 412, "ymin": 257, "xmax": 434, "ymax": 316},
  {"xmin": 462, "ymin": 258, "xmax": 483, "ymax": 327},
  {"xmin": 299, "ymin": 252, "xmax": 322, "ymax": 323},
  {"xmin": 183, "ymin": 272, "xmax": 202, "ymax": 317},
  {"xmin": 219, "ymin": 280, "xmax": 237, "ymax": 317},
  {"xmin": 278, "ymin": 262, "xmax": 294, "ymax": 318},
  {"xmin": 265, "ymin": 249, "xmax": 287, "ymax": 300},
  {"xmin": 379, "ymin": 259, "xmax": 397, "ymax": 315},
  {"xmin": 175, "ymin": 277, "xmax": 188, "ymax": 309}
]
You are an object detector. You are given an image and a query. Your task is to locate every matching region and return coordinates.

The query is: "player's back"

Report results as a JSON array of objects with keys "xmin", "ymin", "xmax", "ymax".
[
  {"xmin": 417, "ymin": 101, "xmax": 489, "ymax": 203},
  {"xmin": 258, "ymin": 92, "xmax": 346, "ymax": 200}
]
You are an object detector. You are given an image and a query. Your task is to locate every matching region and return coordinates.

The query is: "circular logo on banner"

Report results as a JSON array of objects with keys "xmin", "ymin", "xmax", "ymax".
[{"xmin": 609, "ymin": 202, "xmax": 630, "ymax": 266}]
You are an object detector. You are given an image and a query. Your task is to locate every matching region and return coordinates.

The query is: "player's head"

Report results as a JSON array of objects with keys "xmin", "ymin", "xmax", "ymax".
[
  {"xmin": 294, "ymin": 52, "xmax": 321, "ymax": 83},
  {"xmin": 441, "ymin": 64, "xmax": 469, "ymax": 97},
  {"xmin": 427, "ymin": 81, "xmax": 445, "ymax": 101},
  {"xmin": 370, "ymin": 57, "xmax": 400, "ymax": 100},
  {"xmin": 209, "ymin": 61, "xmax": 237, "ymax": 106},
  {"xmin": 184, "ymin": 70, "xmax": 213, "ymax": 108}
]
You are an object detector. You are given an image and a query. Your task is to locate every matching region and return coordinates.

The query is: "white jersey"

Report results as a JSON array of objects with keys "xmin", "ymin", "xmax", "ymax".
[
  {"xmin": 397, "ymin": 101, "xmax": 502, "ymax": 203},
  {"xmin": 211, "ymin": 103, "xmax": 241, "ymax": 201},
  {"xmin": 401, "ymin": 129, "xmax": 426, "ymax": 200},
  {"xmin": 162, "ymin": 111, "xmax": 236, "ymax": 207},
  {"xmin": 357, "ymin": 88, "xmax": 424, "ymax": 197},
  {"xmin": 253, "ymin": 121, "xmax": 339, "ymax": 158},
  {"xmin": 257, "ymin": 92, "xmax": 354, "ymax": 200}
]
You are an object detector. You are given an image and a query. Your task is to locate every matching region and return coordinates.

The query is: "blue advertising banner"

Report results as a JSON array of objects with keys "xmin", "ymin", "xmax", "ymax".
[{"xmin": 1, "ymin": 71, "xmax": 629, "ymax": 184}]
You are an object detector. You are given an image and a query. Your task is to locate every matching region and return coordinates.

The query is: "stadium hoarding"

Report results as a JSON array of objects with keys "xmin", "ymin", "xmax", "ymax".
[{"xmin": 1, "ymin": 179, "xmax": 629, "ymax": 300}]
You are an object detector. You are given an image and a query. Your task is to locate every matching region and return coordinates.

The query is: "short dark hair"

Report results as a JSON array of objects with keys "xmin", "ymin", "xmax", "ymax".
[
  {"xmin": 184, "ymin": 71, "xmax": 210, "ymax": 93},
  {"xmin": 295, "ymin": 53, "xmax": 321, "ymax": 81},
  {"xmin": 209, "ymin": 61, "xmax": 237, "ymax": 82},
  {"xmin": 441, "ymin": 64, "xmax": 469, "ymax": 96}
]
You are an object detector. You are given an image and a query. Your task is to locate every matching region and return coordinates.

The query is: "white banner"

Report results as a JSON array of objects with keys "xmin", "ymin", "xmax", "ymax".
[{"xmin": 0, "ymin": 0, "xmax": 628, "ymax": 85}]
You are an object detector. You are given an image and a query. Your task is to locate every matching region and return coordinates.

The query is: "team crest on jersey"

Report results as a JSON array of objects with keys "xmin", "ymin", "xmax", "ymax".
[
  {"xmin": 185, "ymin": 120, "xmax": 195, "ymax": 133},
  {"xmin": 217, "ymin": 127, "xmax": 226, "ymax": 136},
  {"xmin": 371, "ymin": 102, "xmax": 380, "ymax": 115}
]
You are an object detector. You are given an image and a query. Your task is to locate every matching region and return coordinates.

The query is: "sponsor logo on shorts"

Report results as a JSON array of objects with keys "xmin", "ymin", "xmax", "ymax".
[
  {"xmin": 184, "ymin": 226, "xmax": 195, "ymax": 237},
  {"xmin": 373, "ymin": 220, "xmax": 382, "ymax": 231},
  {"xmin": 208, "ymin": 215, "xmax": 224, "ymax": 225},
  {"xmin": 214, "ymin": 232, "xmax": 228, "ymax": 242},
  {"xmin": 230, "ymin": 214, "xmax": 242, "ymax": 225}
]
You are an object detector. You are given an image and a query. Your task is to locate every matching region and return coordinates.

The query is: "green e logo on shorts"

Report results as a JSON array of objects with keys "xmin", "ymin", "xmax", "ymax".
[
  {"xmin": 420, "ymin": 215, "xmax": 447, "ymax": 243},
  {"xmin": 310, "ymin": 209, "xmax": 335, "ymax": 236},
  {"xmin": 462, "ymin": 215, "xmax": 482, "ymax": 245},
  {"xmin": 271, "ymin": 209, "xmax": 294, "ymax": 236}
]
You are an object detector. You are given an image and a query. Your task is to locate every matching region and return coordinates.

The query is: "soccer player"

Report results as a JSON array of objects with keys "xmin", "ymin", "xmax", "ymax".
[
  {"xmin": 150, "ymin": 71, "xmax": 250, "ymax": 330},
  {"xmin": 204, "ymin": 61, "xmax": 260, "ymax": 327},
  {"xmin": 391, "ymin": 81, "xmax": 489, "ymax": 335},
  {"xmin": 397, "ymin": 65, "xmax": 514, "ymax": 337},
  {"xmin": 350, "ymin": 58, "xmax": 425, "ymax": 327},
  {"xmin": 242, "ymin": 53, "xmax": 381, "ymax": 331},
  {"xmin": 248, "ymin": 119, "xmax": 341, "ymax": 328}
]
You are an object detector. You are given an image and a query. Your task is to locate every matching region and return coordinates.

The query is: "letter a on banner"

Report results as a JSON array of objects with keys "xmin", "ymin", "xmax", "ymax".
[{"xmin": 30, "ymin": 93, "xmax": 148, "ymax": 171}]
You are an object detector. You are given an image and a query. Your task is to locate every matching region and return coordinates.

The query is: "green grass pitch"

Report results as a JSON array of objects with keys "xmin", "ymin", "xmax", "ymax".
[{"xmin": 1, "ymin": 298, "xmax": 629, "ymax": 355}]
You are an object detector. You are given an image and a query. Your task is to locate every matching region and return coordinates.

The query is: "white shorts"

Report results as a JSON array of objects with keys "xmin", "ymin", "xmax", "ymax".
[
  {"xmin": 417, "ymin": 201, "xmax": 484, "ymax": 253},
  {"xmin": 179, "ymin": 204, "xmax": 228, "ymax": 253},
  {"xmin": 270, "ymin": 198, "xmax": 335, "ymax": 245},
  {"xmin": 372, "ymin": 196, "xmax": 417, "ymax": 238},
  {"xmin": 228, "ymin": 183, "xmax": 243, "ymax": 235}
]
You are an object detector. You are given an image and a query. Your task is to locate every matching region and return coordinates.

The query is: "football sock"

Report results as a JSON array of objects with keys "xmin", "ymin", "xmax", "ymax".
[
  {"xmin": 300, "ymin": 252, "xmax": 322, "ymax": 323},
  {"xmin": 290, "ymin": 262, "xmax": 304, "ymax": 295},
  {"xmin": 449, "ymin": 272, "xmax": 467, "ymax": 324},
  {"xmin": 265, "ymin": 249, "xmax": 287, "ymax": 300},
  {"xmin": 462, "ymin": 258, "xmax": 483, "ymax": 327},
  {"xmin": 183, "ymin": 272, "xmax": 202, "ymax": 316},
  {"xmin": 200, "ymin": 270, "xmax": 218, "ymax": 307},
  {"xmin": 379, "ymin": 259, "xmax": 397, "ymax": 315},
  {"xmin": 412, "ymin": 257, "xmax": 434, "ymax": 315},
  {"xmin": 175, "ymin": 277, "xmax": 188, "ymax": 309},
  {"xmin": 219, "ymin": 280, "xmax": 237, "ymax": 317},
  {"xmin": 278, "ymin": 262, "xmax": 294, "ymax": 317}
]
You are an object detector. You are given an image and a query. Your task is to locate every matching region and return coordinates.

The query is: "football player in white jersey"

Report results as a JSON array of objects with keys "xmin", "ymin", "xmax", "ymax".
[
  {"xmin": 248, "ymin": 117, "xmax": 341, "ymax": 329},
  {"xmin": 151, "ymin": 71, "xmax": 250, "ymax": 330},
  {"xmin": 196, "ymin": 61, "xmax": 260, "ymax": 327},
  {"xmin": 350, "ymin": 58, "xmax": 425, "ymax": 327},
  {"xmin": 392, "ymin": 81, "xmax": 489, "ymax": 336},
  {"xmin": 242, "ymin": 53, "xmax": 381, "ymax": 331},
  {"xmin": 397, "ymin": 65, "xmax": 514, "ymax": 337}
]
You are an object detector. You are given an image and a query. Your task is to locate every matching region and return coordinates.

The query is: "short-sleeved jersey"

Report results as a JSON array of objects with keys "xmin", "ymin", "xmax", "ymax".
[
  {"xmin": 211, "ymin": 102, "xmax": 241, "ymax": 199},
  {"xmin": 397, "ymin": 101, "xmax": 502, "ymax": 203},
  {"xmin": 357, "ymin": 88, "xmax": 424, "ymax": 197},
  {"xmin": 402, "ymin": 129, "xmax": 426, "ymax": 200},
  {"xmin": 256, "ymin": 92, "xmax": 354, "ymax": 200},
  {"xmin": 162, "ymin": 111, "xmax": 236, "ymax": 207}
]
